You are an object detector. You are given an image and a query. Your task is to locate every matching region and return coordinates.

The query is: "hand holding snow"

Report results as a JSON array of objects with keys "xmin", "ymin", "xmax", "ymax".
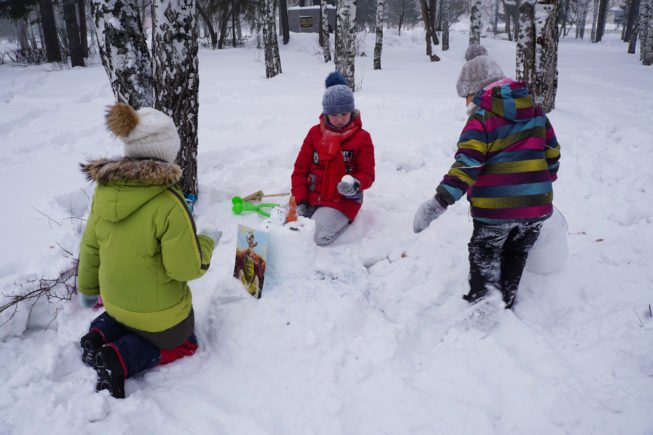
[
  {"xmin": 337, "ymin": 175, "xmax": 360, "ymax": 197},
  {"xmin": 202, "ymin": 230, "xmax": 223, "ymax": 249},
  {"xmin": 413, "ymin": 197, "xmax": 447, "ymax": 233}
]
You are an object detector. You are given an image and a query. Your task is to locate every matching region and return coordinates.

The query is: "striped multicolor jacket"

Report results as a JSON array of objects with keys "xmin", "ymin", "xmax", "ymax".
[{"xmin": 436, "ymin": 79, "xmax": 561, "ymax": 223}]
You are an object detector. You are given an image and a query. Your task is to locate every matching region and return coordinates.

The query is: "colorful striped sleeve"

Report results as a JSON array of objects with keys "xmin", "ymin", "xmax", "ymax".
[
  {"xmin": 436, "ymin": 116, "xmax": 488, "ymax": 205},
  {"xmin": 544, "ymin": 116, "xmax": 561, "ymax": 181}
]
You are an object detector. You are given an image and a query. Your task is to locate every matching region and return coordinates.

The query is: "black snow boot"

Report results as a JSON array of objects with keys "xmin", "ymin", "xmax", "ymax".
[
  {"xmin": 80, "ymin": 331, "xmax": 104, "ymax": 367},
  {"xmin": 95, "ymin": 346, "xmax": 126, "ymax": 399}
]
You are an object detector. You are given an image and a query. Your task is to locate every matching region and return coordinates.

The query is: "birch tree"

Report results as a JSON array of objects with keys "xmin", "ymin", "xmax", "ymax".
[
  {"xmin": 642, "ymin": 0, "xmax": 653, "ymax": 64},
  {"xmin": 152, "ymin": 0, "xmax": 200, "ymax": 194},
  {"xmin": 516, "ymin": 0, "xmax": 559, "ymax": 112},
  {"xmin": 321, "ymin": 0, "xmax": 332, "ymax": 62},
  {"xmin": 90, "ymin": 0, "xmax": 153, "ymax": 108},
  {"xmin": 516, "ymin": 1, "xmax": 535, "ymax": 86},
  {"xmin": 335, "ymin": 0, "xmax": 357, "ymax": 89},
  {"xmin": 469, "ymin": 0, "xmax": 481, "ymax": 44},
  {"xmin": 441, "ymin": 0, "xmax": 449, "ymax": 50},
  {"xmin": 373, "ymin": 0, "xmax": 384, "ymax": 69},
  {"xmin": 260, "ymin": 0, "xmax": 282, "ymax": 77}
]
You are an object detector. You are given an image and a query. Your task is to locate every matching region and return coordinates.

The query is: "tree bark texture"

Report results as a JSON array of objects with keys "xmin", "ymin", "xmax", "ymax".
[
  {"xmin": 470, "ymin": 0, "xmax": 481, "ymax": 44},
  {"xmin": 321, "ymin": 0, "xmax": 332, "ymax": 62},
  {"xmin": 590, "ymin": 0, "xmax": 599, "ymax": 41},
  {"xmin": 63, "ymin": 0, "xmax": 85, "ymax": 66},
  {"xmin": 91, "ymin": 0, "xmax": 153, "ymax": 108},
  {"xmin": 441, "ymin": 0, "xmax": 449, "ymax": 50},
  {"xmin": 594, "ymin": 0, "xmax": 608, "ymax": 42},
  {"xmin": 533, "ymin": 0, "xmax": 559, "ymax": 112},
  {"xmin": 625, "ymin": 0, "xmax": 640, "ymax": 41},
  {"xmin": 279, "ymin": 0, "xmax": 290, "ymax": 44},
  {"xmin": 516, "ymin": 1, "xmax": 535, "ymax": 87},
  {"xmin": 39, "ymin": 0, "xmax": 62, "ymax": 62},
  {"xmin": 335, "ymin": 0, "xmax": 357, "ymax": 89},
  {"xmin": 418, "ymin": 0, "xmax": 439, "ymax": 60},
  {"xmin": 373, "ymin": 0, "xmax": 384, "ymax": 69},
  {"xmin": 152, "ymin": 0, "xmax": 200, "ymax": 195},
  {"xmin": 642, "ymin": 0, "xmax": 653, "ymax": 64},
  {"xmin": 78, "ymin": 0, "xmax": 89, "ymax": 57},
  {"xmin": 260, "ymin": 0, "xmax": 282, "ymax": 78}
]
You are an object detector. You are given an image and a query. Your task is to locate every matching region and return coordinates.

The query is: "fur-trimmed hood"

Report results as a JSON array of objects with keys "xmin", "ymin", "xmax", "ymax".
[
  {"xmin": 81, "ymin": 158, "xmax": 182, "ymax": 223},
  {"xmin": 81, "ymin": 157, "xmax": 182, "ymax": 186}
]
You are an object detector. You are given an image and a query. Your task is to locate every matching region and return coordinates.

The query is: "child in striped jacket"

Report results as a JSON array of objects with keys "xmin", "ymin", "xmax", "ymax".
[{"xmin": 413, "ymin": 45, "xmax": 561, "ymax": 309}]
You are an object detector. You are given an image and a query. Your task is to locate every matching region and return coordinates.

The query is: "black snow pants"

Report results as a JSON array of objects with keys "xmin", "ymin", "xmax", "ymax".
[{"xmin": 463, "ymin": 220, "xmax": 543, "ymax": 309}]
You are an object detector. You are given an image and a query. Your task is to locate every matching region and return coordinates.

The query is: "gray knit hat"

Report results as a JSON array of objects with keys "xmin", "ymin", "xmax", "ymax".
[
  {"xmin": 322, "ymin": 71, "xmax": 355, "ymax": 115},
  {"xmin": 456, "ymin": 44, "xmax": 506, "ymax": 98}
]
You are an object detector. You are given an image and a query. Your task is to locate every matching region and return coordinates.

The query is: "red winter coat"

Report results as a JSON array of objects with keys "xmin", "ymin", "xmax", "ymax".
[{"xmin": 291, "ymin": 113, "xmax": 375, "ymax": 221}]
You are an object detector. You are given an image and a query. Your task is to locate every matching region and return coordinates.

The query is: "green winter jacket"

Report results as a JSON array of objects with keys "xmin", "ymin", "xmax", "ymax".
[{"xmin": 77, "ymin": 158, "xmax": 213, "ymax": 333}]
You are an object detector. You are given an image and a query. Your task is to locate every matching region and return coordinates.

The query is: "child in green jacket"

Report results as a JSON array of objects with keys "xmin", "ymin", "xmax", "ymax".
[{"xmin": 77, "ymin": 103, "xmax": 220, "ymax": 398}]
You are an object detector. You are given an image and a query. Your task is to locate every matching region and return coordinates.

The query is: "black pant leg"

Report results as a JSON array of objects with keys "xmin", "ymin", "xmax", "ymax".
[
  {"xmin": 465, "ymin": 221, "xmax": 510, "ymax": 303},
  {"xmin": 500, "ymin": 221, "xmax": 543, "ymax": 308}
]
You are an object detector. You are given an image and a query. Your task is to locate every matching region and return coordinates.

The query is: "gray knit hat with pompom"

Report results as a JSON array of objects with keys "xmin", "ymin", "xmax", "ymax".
[
  {"xmin": 456, "ymin": 44, "xmax": 506, "ymax": 98},
  {"xmin": 322, "ymin": 71, "xmax": 355, "ymax": 115}
]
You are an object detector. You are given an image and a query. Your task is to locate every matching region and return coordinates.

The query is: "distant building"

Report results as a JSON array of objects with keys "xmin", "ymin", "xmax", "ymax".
[{"xmin": 287, "ymin": 3, "xmax": 336, "ymax": 33}]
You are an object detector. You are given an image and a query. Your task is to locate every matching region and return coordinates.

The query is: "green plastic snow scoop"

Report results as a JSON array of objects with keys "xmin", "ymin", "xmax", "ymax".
[{"xmin": 231, "ymin": 196, "xmax": 279, "ymax": 218}]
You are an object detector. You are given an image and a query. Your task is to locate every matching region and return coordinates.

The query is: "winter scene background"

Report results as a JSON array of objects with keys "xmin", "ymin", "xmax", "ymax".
[{"xmin": 1, "ymin": 11, "xmax": 653, "ymax": 435}]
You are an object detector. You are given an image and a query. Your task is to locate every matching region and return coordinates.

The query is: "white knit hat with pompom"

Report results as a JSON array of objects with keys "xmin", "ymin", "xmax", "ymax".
[{"xmin": 105, "ymin": 103, "xmax": 180, "ymax": 164}]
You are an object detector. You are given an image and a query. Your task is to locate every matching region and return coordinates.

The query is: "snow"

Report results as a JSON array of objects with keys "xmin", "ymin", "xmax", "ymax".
[{"xmin": 1, "ymin": 28, "xmax": 653, "ymax": 434}]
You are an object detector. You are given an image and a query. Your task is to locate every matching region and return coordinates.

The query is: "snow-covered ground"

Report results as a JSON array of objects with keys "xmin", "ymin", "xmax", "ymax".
[{"xmin": 1, "ymin": 27, "xmax": 652, "ymax": 435}]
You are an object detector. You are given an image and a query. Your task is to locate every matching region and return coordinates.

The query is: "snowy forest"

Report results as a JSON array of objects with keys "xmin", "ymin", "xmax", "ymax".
[{"xmin": 1, "ymin": 0, "xmax": 652, "ymax": 433}]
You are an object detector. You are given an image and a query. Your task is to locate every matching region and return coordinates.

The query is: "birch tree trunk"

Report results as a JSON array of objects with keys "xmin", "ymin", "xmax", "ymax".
[
  {"xmin": 91, "ymin": 0, "xmax": 153, "ymax": 108},
  {"xmin": 373, "ymin": 0, "xmax": 384, "ymax": 69},
  {"xmin": 335, "ymin": 0, "xmax": 357, "ymax": 89},
  {"xmin": 441, "ymin": 0, "xmax": 449, "ymax": 50},
  {"xmin": 533, "ymin": 0, "xmax": 559, "ymax": 111},
  {"xmin": 469, "ymin": 0, "xmax": 481, "ymax": 44},
  {"xmin": 63, "ymin": 0, "xmax": 85, "ymax": 66},
  {"xmin": 590, "ymin": 0, "xmax": 599, "ymax": 41},
  {"xmin": 152, "ymin": 0, "xmax": 200, "ymax": 195},
  {"xmin": 642, "ymin": 0, "xmax": 653, "ymax": 64},
  {"xmin": 261, "ymin": 0, "xmax": 282, "ymax": 78},
  {"xmin": 516, "ymin": 0, "xmax": 558, "ymax": 112},
  {"xmin": 39, "ymin": 0, "xmax": 62, "ymax": 62},
  {"xmin": 321, "ymin": 0, "xmax": 332, "ymax": 62},
  {"xmin": 516, "ymin": 1, "xmax": 535, "ymax": 86}
]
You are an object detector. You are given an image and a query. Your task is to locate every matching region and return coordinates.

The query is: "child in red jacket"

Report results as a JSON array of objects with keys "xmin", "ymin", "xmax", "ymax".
[{"xmin": 291, "ymin": 71, "xmax": 375, "ymax": 245}]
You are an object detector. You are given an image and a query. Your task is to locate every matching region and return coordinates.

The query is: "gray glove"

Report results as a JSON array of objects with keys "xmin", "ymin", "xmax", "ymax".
[
  {"xmin": 413, "ymin": 197, "xmax": 447, "ymax": 233},
  {"xmin": 79, "ymin": 293, "xmax": 99, "ymax": 308},
  {"xmin": 337, "ymin": 175, "xmax": 360, "ymax": 197},
  {"xmin": 297, "ymin": 203, "xmax": 310, "ymax": 217},
  {"xmin": 202, "ymin": 230, "xmax": 222, "ymax": 249}
]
